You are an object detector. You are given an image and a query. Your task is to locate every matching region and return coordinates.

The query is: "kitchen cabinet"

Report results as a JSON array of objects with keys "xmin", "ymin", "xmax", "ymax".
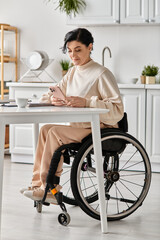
[
  {"xmin": 119, "ymin": 84, "xmax": 160, "ymax": 172},
  {"xmin": 120, "ymin": 0, "xmax": 148, "ymax": 24},
  {"xmin": 149, "ymin": 0, "xmax": 160, "ymax": 24},
  {"xmin": 121, "ymin": 0, "xmax": 160, "ymax": 24},
  {"xmin": 67, "ymin": 0, "xmax": 160, "ymax": 25},
  {"xmin": 119, "ymin": 86, "xmax": 145, "ymax": 145},
  {"xmin": 146, "ymin": 88, "xmax": 160, "ymax": 165},
  {"xmin": 67, "ymin": 0, "xmax": 120, "ymax": 25}
]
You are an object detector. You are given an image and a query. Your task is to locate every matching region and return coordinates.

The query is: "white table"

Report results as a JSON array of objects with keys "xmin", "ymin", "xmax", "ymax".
[{"xmin": 0, "ymin": 106, "xmax": 109, "ymax": 234}]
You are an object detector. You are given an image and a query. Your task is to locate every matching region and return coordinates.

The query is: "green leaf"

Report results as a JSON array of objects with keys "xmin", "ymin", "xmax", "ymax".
[
  {"xmin": 142, "ymin": 64, "xmax": 159, "ymax": 76},
  {"xmin": 59, "ymin": 60, "xmax": 71, "ymax": 70},
  {"xmin": 46, "ymin": 0, "xmax": 86, "ymax": 16}
]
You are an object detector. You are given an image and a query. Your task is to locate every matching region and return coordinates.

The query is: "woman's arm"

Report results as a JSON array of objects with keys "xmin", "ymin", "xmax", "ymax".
[{"xmin": 86, "ymin": 70, "xmax": 124, "ymax": 126}]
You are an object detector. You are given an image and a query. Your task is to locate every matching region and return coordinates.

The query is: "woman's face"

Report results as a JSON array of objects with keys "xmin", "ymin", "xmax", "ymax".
[{"xmin": 67, "ymin": 41, "xmax": 92, "ymax": 66}]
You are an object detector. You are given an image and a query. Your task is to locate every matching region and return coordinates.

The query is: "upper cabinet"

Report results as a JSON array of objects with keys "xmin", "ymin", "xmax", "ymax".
[
  {"xmin": 120, "ymin": 0, "xmax": 148, "ymax": 24},
  {"xmin": 67, "ymin": 0, "xmax": 160, "ymax": 25},
  {"xmin": 121, "ymin": 0, "xmax": 160, "ymax": 24},
  {"xmin": 149, "ymin": 0, "xmax": 160, "ymax": 23},
  {"xmin": 67, "ymin": 0, "xmax": 120, "ymax": 25}
]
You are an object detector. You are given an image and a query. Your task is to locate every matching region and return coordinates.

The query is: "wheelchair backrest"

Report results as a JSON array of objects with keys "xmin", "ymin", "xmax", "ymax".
[{"xmin": 118, "ymin": 112, "xmax": 128, "ymax": 132}]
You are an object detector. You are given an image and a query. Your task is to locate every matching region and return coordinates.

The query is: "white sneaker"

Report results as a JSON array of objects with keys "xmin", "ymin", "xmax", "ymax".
[
  {"xmin": 20, "ymin": 186, "xmax": 38, "ymax": 194},
  {"xmin": 23, "ymin": 187, "xmax": 61, "ymax": 204}
]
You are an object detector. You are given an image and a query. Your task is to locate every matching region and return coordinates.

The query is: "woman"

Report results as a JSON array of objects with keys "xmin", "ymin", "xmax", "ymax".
[{"xmin": 22, "ymin": 28, "xmax": 124, "ymax": 203}]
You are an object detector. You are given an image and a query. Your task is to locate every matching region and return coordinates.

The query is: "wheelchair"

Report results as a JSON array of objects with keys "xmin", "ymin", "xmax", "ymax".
[{"xmin": 34, "ymin": 113, "xmax": 151, "ymax": 226}]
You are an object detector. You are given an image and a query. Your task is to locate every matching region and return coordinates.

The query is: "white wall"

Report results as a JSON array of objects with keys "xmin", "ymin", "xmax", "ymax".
[{"xmin": 0, "ymin": 0, "xmax": 160, "ymax": 83}]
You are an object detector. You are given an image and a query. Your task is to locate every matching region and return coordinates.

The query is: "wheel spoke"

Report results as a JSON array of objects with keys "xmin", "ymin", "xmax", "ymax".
[
  {"xmin": 66, "ymin": 185, "xmax": 72, "ymax": 197},
  {"xmin": 114, "ymin": 182, "xmax": 130, "ymax": 208},
  {"xmin": 82, "ymin": 173, "xmax": 87, "ymax": 197},
  {"xmin": 61, "ymin": 168, "xmax": 71, "ymax": 176},
  {"xmin": 120, "ymin": 177, "xmax": 144, "ymax": 187},
  {"xmin": 120, "ymin": 160, "xmax": 145, "ymax": 171},
  {"xmin": 120, "ymin": 172, "xmax": 145, "ymax": 177},
  {"xmin": 119, "ymin": 149, "xmax": 138, "ymax": 171},
  {"xmin": 118, "ymin": 179, "xmax": 139, "ymax": 199},
  {"xmin": 115, "ymin": 182, "xmax": 120, "ymax": 214},
  {"xmin": 81, "ymin": 183, "xmax": 98, "ymax": 192},
  {"xmin": 61, "ymin": 178, "xmax": 70, "ymax": 187},
  {"xmin": 86, "ymin": 171, "xmax": 97, "ymax": 191}
]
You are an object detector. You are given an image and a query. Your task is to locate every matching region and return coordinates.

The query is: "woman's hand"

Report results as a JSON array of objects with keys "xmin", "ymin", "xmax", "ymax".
[
  {"xmin": 51, "ymin": 96, "xmax": 66, "ymax": 106},
  {"xmin": 65, "ymin": 96, "xmax": 86, "ymax": 108}
]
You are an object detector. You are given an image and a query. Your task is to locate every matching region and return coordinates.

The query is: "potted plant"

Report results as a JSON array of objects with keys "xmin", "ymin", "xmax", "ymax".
[
  {"xmin": 141, "ymin": 65, "xmax": 159, "ymax": 84},
  {"xmin": 60, "ymin": 59, "xmax": 71, "ymax": 76},
  {"xmin": 46, "ymin": 0, "xmax": 86, "ymax": 16},
  {"xmin": 141, "ymin": 70, "xmax": 146, "ymax": 84}
]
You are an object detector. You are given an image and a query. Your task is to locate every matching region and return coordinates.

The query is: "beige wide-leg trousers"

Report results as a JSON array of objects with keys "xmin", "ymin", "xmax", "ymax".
[{"xmin": 32, "ymin": 124, "xmax": 94, "ymax": 189}]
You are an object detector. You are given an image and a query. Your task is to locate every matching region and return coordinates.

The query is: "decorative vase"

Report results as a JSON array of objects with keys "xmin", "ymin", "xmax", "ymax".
[
  {"xmin": 146, "ymin": 76, "xmax": 156, "ymax": 84},
  {"xmin": 141, "ymin": 75, "xmax": 146, "ymax": 84}
]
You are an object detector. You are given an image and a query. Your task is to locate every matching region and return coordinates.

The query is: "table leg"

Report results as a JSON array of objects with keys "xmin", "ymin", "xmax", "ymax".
[
  {"xmin": 91, "ymin": 115, "xmax": 108, "ymax": 233},
  {"xmin": 32, "ymin": 123, "xmax": 39, "ymax": 160},
  {"xmin": 0, "ymin": 122, "xmax": 5, "ymax": 234}
]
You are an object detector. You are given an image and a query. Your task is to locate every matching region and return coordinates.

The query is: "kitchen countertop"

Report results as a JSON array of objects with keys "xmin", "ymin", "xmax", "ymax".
[
  {"xmin": 7, "ymin": 82, "xmax": 160, "ymax": 89},
  {"xmin": 118, "ymin": 83, "xmax": 145, "ymax": 89}
]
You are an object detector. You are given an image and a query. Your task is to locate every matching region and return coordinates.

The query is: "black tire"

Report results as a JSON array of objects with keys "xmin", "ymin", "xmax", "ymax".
[
  {"xmin": 58, "ymin": 212, "xmax": 71, "ymax": 226},
  {"xmin": 71, "ymin": 131, "xmax": 151, "ymax": 221}
]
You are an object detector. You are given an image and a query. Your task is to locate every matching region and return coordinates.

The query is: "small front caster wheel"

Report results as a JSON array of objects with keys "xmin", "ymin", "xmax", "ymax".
[
  {"xmin": 36, "ymin": 201, "xmax": 42, "ymax": 213},
  {"xmin": 58, "ymin": 212, "xmax": 70, "ymax": 226}
]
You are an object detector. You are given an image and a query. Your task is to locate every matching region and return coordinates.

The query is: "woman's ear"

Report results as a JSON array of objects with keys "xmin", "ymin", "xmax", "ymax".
[{"xmin": 88, "ymin": 43, "xmax": 93, "ymax": 52}]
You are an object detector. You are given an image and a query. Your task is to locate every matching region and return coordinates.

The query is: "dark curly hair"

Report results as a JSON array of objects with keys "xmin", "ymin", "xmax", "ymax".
[{"xmin": 62, "ymin": 28, "xmax": 94, "ymax": 54}]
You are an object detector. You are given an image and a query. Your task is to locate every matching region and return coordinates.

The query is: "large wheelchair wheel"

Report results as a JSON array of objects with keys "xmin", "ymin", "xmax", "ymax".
[{"xmin": 71, "ymin": 131, "xmax": 151, "ymax": 221}]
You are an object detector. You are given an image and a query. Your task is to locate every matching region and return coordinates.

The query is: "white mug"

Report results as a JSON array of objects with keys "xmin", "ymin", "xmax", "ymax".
[{"xmin": 16, "ymin": 98, "xmax": 28, "ymax": 108}]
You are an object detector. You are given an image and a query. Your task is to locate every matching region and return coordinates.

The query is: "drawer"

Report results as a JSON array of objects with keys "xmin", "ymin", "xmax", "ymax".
[{"xmin": 13, "ymin": 87, "xmax": 49, "ymax": 102}]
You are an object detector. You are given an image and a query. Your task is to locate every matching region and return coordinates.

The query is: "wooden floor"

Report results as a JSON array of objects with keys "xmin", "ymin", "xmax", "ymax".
[{"xmin": 1, "ymin": 155, "xmax": 160, "ymax": 240}]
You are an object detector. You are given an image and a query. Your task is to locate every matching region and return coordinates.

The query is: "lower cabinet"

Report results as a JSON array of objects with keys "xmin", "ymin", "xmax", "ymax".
[
  {"xmin": 120, "ymin": 88, "xmax": 145, "ymax": 145},
  {"xmin": 120, "ymin": 85, "xmax": 160, "ymax": 172},
  {"xmin": 146, "ymin": 89, "xmax": 160, "ymax": 165}
]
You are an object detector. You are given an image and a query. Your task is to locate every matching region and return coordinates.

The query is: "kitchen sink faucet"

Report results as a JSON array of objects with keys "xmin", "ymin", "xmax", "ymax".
[{"xmin": 102, "ymin": 46, "xmax": 112, "ymax": 66}]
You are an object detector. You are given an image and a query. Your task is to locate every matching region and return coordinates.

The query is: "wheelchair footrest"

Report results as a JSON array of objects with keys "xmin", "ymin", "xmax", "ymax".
[{"xmin": 43, "ymin": 202, "xmax": 50, "ymax": 206}]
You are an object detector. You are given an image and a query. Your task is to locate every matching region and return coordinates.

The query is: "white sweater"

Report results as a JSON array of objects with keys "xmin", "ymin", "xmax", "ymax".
[{"xmin": 41, "ymin": 60, "xmax": 124, "ymax": 128}]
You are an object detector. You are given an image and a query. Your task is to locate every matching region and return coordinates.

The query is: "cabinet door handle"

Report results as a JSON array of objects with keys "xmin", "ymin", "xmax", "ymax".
[
  {"xmin": 32, "ymin": 94, "xmax": 37, "ymax": 98},
  {"xmin": 149, "ymin": 19, "xmax": 155, "ymax": 23},
  {"xmin": 143, "ymin": 19, "xmax": 149, "ymax": 23},
  {"xmin": 113, "ymin": 20, "xmax": 120, "ymax": 23}
]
